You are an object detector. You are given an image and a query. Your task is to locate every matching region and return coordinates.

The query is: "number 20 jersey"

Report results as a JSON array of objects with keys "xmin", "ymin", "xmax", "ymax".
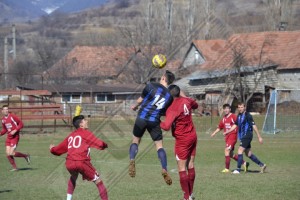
[
  {"xmin": 138, "ymin": 83, "xmax": 173, "ymax": 122},
  {"xmin": 50, "ymin": 128, "xmax": 107, "ymax": 161}
]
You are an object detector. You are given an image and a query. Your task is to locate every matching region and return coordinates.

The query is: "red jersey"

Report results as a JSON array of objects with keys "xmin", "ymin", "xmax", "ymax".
[
  {"xmin": 1, "ymin": 113, "xmax": 23, "ymax": 139},
  {"xmin": 218, "ymin": 113, "xmax": 238, "ymax": 140},
  {"xmin": 50, "ymin": 128, "xmax": 107, "ymax": 161},
  {"xmin": 160, "ymin": 97, "xmax": 198, "ymax": 141}
]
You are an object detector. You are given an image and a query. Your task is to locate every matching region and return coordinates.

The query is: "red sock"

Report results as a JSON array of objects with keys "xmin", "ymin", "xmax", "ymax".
[
  {"xmin": 232, "ymin": 154, "xmax": 245, "ymax": 164},
  {"xmin": 67, "ymin": 176, "xmax": 77, "ymax": 195},
  {"xmin": 225, "ymin": 156, "xmax": 230, "ymax": 169},
  {"xmin": 96, "ymin": 181, "xmax": 108, "ymax": 200},
  {"xmin": 7, "ymin": 156, "xmax": 17, "ymax": 169},
  {"xmin": 232, "ymin": 154, "xmax": 238, "ymax": 161},
  {"xmin": 179, "ymin": 171, "xmax": 190, "ymax": 199},
  {"xmin": 14, "ymin": 152, "xmax": 27, "ymax": 158},
  {"xmin": 187, "ymin": 168, "xmax": 195, "ymax": 195}
]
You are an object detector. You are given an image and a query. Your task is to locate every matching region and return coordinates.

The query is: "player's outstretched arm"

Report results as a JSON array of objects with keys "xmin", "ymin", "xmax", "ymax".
[
  {"xmin": 223, "ymin": 124, "xmax": 237, "ymax": 136},
  {"xmin": 253, "ymin": 125, "xmax": 263, "ymax": 144},
  {"xmin": 131, "ymin": 97, "xmax": 143, "ymax": 111},
  {"xmin": 211, "ymin": 128, "xmax": 221, "ymax": 137},
  {"xmin": 160, "ymin": 110, "xmax": 177, "ymax": 131},
  {"xmin": 50, "ymin": 137, "xmax": 68, "ymax": 156}
]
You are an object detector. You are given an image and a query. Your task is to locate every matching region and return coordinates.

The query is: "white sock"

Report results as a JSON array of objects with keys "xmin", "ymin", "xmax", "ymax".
[{"xmin": 67, "ymin": 194, "xmax": 72, "ymax": 200}]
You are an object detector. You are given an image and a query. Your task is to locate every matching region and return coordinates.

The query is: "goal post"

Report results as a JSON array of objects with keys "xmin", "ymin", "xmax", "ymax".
[{"xmin": 262, "ymin": 89, "xmax": 300, "ymax": 134}]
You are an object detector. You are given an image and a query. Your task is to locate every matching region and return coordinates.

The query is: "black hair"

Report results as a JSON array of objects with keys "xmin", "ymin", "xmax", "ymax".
[
  {"xmin": 72, "ymin": 115, "xmax": 84, "ymax": 129},
  {"xmin": 238, "ymin": 102, "xmax": 246, "ymax": 106},
  {"xmin": 2, "ymin": 105, "xmax": 8, "ymax": 109},
  {"xmin": 223, "ymin": 104, "xmax": 231, "ymax": 109},
  {"xmin": 169, "ymin": 84, "xmax": 180, "ymax": 97},
  {"xmin": 164, "ymin": 70, "xmax": 175, "ymax": 85}
]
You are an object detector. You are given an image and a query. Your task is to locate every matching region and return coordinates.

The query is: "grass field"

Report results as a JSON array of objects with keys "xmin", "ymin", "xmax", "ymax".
[{"xmin": 0, "ymin": 116, "xmax": 300, "ymax": 200}]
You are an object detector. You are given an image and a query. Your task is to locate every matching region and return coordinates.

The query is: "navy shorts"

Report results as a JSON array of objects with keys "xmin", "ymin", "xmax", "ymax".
[
  {"xmin": 133, "ymin": 117, "xmax": 162, "ymax": 141},
  {"xmin": 240, "ymin": 135, "xmax": 253, "ymax": 149}
]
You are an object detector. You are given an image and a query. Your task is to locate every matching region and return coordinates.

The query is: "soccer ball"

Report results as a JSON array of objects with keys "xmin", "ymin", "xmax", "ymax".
[{"xmin": 152, "ymin": 54, "xmax": 167, "ymax": 69}]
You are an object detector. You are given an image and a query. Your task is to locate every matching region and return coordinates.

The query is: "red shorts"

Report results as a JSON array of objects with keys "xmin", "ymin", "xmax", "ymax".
[
  {"xmin": 175, "ymin": 137, "xmax": 197, "ymax": 161},
  {"xmin": 225, "ymin": 134, "xmax": 237, "ymax": 151},
  {"xmin": 65, "ymin": 160, "xmax": 100, "ymax": 182},
  {"xmin": 5, "ymin": 135, "xmax": 19, "ymax": 148}
]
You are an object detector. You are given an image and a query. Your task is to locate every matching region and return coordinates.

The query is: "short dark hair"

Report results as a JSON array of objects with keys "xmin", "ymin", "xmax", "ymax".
[
  {"xmin": 72, "ymin": 115, "xmax": 84, "ymax": 129},
  {"xmin": 169, "ymin": 84, "xmax": 180, "ymax": 97},
  {"xmin": 223, "ymin": 104, "xmax": 231, "ymax": 109},
  {"xmin": 2, "ymin": 105, "xmax": 8, "ymax": 109},
  {"xmin": 164, "ymin": 70, "xmax": 175, "ymax": 85},
  {"xmin": 238, "ymin": 102, "xmax": 246, "ymax": 106}
]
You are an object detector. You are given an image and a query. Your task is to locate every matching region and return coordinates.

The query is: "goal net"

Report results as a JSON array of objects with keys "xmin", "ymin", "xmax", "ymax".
[{"xmin": 263, "ymin": 89, "xmax": 300, "ymax": 134}]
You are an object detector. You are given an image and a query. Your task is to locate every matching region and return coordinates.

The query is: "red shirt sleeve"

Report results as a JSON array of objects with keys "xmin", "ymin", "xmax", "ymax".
[
  {"xmin": 11, "ymin": 114, "xmax": 24, "ymax": 131},
  {"xmin": 218, "ymin": 119, "xmax": 224, "ymax": 130},
  {"xmin": 1, "ymin": 120, "xmax": 7, "ymax": 135},
  {"xmin": 50, "ymin": 137, "xmax": 68, "ymax": 156},
  {"xmin": 190, "ymin": 98, "xmax": 198, "ymax": 110},
  {"xmin": 160, "ymin": 105, "xmax": 178, "ymax": 131},
  {"xmin": 85, "ymin": 130, "xmax": 108, "ymax": 150}
]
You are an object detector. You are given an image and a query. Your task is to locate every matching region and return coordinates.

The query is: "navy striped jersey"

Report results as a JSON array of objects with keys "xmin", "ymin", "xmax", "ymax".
[
  {"xmin": 236, "ymin": 112, "xmax": 255, "ymax": 140},
  {"xmin": 138, "ymin": 83, "xmax": 173, "ymax": 122}
]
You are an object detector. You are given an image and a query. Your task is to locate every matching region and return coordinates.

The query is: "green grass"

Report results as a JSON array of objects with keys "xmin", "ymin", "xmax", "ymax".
[{"xmin": 0, "ymin": 117, "xmax": 300, "ymax": 200}]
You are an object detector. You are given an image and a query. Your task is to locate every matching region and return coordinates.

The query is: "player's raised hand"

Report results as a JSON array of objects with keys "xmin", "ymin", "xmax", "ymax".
[{"xmin": 49, "ymin": 144, "xmax": 55, "ymax": 150}]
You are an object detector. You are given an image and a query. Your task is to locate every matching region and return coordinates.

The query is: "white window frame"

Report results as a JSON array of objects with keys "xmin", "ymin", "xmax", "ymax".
[
  {"xmin": 61, "ymin": 94, "xmax": 82, "ymax": 103},
  {"xmin": 95, "ymin": 93, "xmax": 116, "ymax": 103}
]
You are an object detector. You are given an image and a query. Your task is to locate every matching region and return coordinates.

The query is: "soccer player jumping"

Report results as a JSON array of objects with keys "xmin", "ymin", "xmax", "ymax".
[
  {"xmin": 129, "ymin": 70, "xmax": 175, "ymax": 185},
  {"xmin": 160, "ymin": 85, "xmax": 198, "ymax": 200},
  {"xmin": 1, "ymin": 105, "xmax": 30, "ymax": 171},
  {"xmin": 224, "ymin": 102, "xmax": 267, "ymax": 174},
  {"xmin": 211, "ymin": 104, "xmax": 249, "ymax": 173},
  {"xmin": 50, "ymin": 115, "xmax": 108, "ymax": 200}
]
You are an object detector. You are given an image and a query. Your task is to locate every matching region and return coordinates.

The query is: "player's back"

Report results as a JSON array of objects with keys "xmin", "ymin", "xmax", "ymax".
[
  {"xmin": 172, "ymin": 97, "xmax": 198, "ymax": 139},
  {"xmin": 138, "ymin": 82, "xmax": 173, "ymax": 122},
  {"xmin": 66, "ymin": 128, "xmax": 92, "ymax": 161}
]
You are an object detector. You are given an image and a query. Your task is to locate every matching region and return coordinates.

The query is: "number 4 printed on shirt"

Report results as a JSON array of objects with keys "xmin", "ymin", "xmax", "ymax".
[{"xmin": 183, "ymin": 104, "xmax": 189, "ymax": 115}]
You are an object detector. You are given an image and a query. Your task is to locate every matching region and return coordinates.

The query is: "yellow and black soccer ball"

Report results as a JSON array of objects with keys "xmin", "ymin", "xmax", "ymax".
[{"xmin": 152, "ymin": 54, "xmax": 167, "ymax": 69}]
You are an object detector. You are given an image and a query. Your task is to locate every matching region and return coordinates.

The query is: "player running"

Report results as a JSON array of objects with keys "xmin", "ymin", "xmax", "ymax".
[
  {"xmin": 211, "ymin": 104, "xmax": 249, "ymax": 173},
  {"xmin": 50, "ymin": 115, "xmax": 108, "ymax": 200},
  {"xmin": 129, "ymin": 70, "xmax": 175, "ymax": 185},
  {"xmin": 224, "ymin": 102, "xmax": 267, "ymax": 174},
  {"xmin": 160, "ymin": 85, "xmax": 198, "ymax": 200},
  {"xmin": 1, "ymin": 105, "xmax": 30, "ymax": 171}
]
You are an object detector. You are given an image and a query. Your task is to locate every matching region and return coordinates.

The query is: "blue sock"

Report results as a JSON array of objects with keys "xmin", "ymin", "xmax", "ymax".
[
  {"xmin": 129, "ymin": 143, "xmax": 138, "ymax": 160},
  {"xmin": 157, "ymin": 148, "xmax": 167, "ymax": 171},
  {"xmin": 237, "ymin": 154, "xmax": 243, "ymax": 171},
  {"xmin": 249, "ymin": 154, "xmax": 263, "ymax": 167}
]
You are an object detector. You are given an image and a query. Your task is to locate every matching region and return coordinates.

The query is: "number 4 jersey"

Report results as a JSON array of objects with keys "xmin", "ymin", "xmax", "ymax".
[
  {"xmin": 138, "ymin": 83, "xmax": 173, "ymax": 122},
  {"xmin": 160, "ymin": 97, "xmax": 198, "ymax": 141},
  {"xmin": 50, "ymin": 128, "xmax": 108, "ymax": 161}
]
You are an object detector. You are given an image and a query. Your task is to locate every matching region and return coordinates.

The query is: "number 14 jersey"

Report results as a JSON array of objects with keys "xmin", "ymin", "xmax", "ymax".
[{"xmin": 50, "ymin": 128, "xmax": 107, "ymax": 161}]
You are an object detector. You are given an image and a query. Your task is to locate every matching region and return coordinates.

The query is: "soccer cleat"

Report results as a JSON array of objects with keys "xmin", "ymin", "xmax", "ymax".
[
  {"xmin": 25, "ymin": 154, "xmax": 31, "ymax": 165},
  {"xmin": 189, "ymin": 194, "xmax": 195, "ymax": 200},
  {"xmin": 232, "ymin": 169, "xmax": 240, "ymax": 174},
  {"xmin": 243, "ymin": 162, "xmax": 250, "ymax": 173},
  {"xmin": 221, "ymin": 168, "xmax": 230, "ymax": 173},
  {"xmin": 129, "ymin": 160, "xmax": 136, "ymax": 177},
  {"xmin": 161, "ymin": 170, "xmax": 172, "ymax": 185},
  {"xmin": 10, "ymin": 168, "xmax": 18, "ymax": 172},
  {"xmin": 260, "ymin": 164, "xmax": 267, "ymax": 173}
]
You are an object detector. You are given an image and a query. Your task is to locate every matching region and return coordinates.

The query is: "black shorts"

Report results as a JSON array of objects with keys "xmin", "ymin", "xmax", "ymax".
[
  {"xmin": 133, "ymin": 117, "xmax": 162, "ymax": 141},
  {"xmin": 240, "ymin": 135, "xmax": 253, "ymax": 149}
]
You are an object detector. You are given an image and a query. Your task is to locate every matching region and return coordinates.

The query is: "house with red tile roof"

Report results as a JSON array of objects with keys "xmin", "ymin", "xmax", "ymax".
[{"xmin": 177, "ymin": 31, "xmax": 300, "ymax": 114}]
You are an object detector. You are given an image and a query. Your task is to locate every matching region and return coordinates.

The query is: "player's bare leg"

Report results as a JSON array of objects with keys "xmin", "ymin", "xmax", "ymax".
[
  {"xmin": 67, "ymin": 173, "xmax": 78, "ymax": 200},
  {"xmin": 187, "ymin": 156, "xmax": 196, "ymax": 200},
  {"xmin": 94, "ymin": 178, "xmax": 108, "ymax": 200},
  {"xmin": 155, "ymin": 140, "xmax": 172, "ymax": 185},
  {"xmin": 245, "ymin": 149, "xmax": 266, "ymax": 173},
  {"xmin": 129, "ymin": 136, "xmax": 141, "ymax": 177}
]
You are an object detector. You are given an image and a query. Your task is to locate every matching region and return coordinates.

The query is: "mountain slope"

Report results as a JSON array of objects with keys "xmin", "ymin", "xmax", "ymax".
[{"xmin": 55, "ymin": 0, "xmax": 108, "ymax": 13}]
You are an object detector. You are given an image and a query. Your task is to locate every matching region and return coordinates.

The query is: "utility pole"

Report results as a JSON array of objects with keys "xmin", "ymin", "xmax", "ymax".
[
  {"xmin": 4, "ymin": 37, "xmax": 8, "ymax": 88},
  {"xmin": 12, "ymin": 24, "xmax": 16, "ymax": 60}
]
